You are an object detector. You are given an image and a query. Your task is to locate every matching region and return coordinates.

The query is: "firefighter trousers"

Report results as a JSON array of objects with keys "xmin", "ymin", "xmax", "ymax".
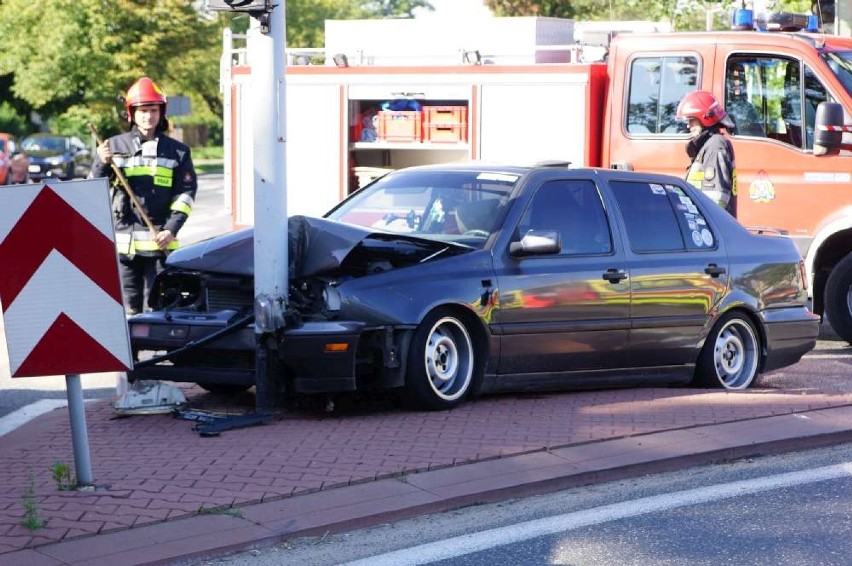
[{"xmin": 119, "ymin": 254, "xmax": 167, "ymax": 315}]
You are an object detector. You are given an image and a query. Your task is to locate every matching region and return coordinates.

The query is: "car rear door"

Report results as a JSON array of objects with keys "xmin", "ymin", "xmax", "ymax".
[
  {"xmin": 491, "ymin": 171, "xmax": 631, "ymax": 377},
  {"xmin": 607, "ymin": 178, "xmax": 729, "ymax": 366}
]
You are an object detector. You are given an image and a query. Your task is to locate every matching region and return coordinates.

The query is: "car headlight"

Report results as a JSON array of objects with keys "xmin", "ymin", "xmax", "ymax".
[{"xmin": 46, "ymin": 156, "xmax": 65, "ymax": 165}]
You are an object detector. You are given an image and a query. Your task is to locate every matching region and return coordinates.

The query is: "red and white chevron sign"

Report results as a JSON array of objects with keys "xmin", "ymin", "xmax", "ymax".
[{"xmin": 0, "ymin": 180, "xmax": 132, "ymax": 377}]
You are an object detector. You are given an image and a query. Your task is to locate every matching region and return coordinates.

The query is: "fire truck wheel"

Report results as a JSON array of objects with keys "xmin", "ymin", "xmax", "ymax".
[
  {"xmin": 402, "ymin": 308, "xmax": 476, "ymax": 411},
  {"xmin": 824, "ymin": 253, "xmax": 852, "ymax": 345},
  {"xmin": 692, "ymin": 311, "xmax": 760, "ymax": 390}
]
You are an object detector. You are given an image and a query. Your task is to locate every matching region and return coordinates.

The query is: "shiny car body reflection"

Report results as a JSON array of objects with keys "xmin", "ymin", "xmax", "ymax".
[{"xmin": 128, "ymin": 164, "xmax": 820, "ymax": 410}]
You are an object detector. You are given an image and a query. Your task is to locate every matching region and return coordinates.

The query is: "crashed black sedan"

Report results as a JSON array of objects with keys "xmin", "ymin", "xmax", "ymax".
[{"xmin": 128, "ymin": 164, "xmax": 820, "ymax": 410}]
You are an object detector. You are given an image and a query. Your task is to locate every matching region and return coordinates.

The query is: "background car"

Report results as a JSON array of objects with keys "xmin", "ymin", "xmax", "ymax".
[
  {"xmin": 0, "ymin": 132, "xmax": 30, "ymax": 184},
  {"xmin": 21, "ymin": 134, "xmax": 92, "ymax": 182},
  {"xmin": 127, "ymin": 163, "xmax": 820, "ymax": 410}
]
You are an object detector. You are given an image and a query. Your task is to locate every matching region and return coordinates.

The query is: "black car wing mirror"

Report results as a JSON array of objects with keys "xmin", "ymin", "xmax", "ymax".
[{"xmin": 509, "ymin": 230, "xmax": 562, "ymax": 257}]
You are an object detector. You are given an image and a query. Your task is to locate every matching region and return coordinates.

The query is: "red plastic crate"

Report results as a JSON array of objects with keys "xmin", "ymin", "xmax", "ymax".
[{"xmin": 377, "ymin": 111, "xmax": 423, "ymax": 142}]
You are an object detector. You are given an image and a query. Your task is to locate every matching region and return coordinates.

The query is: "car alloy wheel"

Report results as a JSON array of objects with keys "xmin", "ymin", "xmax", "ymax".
[
  {"xmin": 694, "ymin": 312, "xmax": 760, "ymax": 390},
  {"xmin": 404, "ymin": 309, "xmax": 475, "ymax": 410}
]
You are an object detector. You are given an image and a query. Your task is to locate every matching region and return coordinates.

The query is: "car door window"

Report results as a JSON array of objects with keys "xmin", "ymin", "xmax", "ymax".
[
  {"xmin": 610, "ymin": 180, "xmax": 716, "ymax": 253},
  {"xmin": 626, "ymin": 55, "xmax": 699, "ymax": 134},
  {"xmin": 519, "ymin": 179, "xmax": 612, "ymax": 255},
  {"xmin": 726, "ymin": 55, "xmax": 831, "ymax": 150}
]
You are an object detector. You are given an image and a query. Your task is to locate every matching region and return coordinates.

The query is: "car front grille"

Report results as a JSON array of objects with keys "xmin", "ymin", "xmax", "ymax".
[{"xmin": 206, "ymin": 286, "xmax": 254, "ymax": 313}]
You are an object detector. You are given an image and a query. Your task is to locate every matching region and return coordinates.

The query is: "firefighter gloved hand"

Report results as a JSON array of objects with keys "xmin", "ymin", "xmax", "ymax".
[
  {"xmin": 97, "ymin": 141, "xmax": 113, "ymax": 165},
  {"xmin": 155, "ymin": 230, "xmax": 175, "ymax": 251}
]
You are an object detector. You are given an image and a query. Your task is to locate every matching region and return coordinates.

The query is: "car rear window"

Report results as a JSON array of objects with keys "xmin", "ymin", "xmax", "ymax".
[{"xmin": 610, "ymin": 181, "xmax": 716, "ymax": 253}]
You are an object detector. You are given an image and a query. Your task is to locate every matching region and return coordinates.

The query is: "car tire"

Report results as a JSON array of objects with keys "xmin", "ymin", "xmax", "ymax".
[
  {"xmin": 824, "ymin": 252, "xmax": 852, "ymax": 345},
  {"xmin": 693, "ymin": 312, "xmax": 760, "ymax": 390},
  {"xmin": 403, "ymin": 308, "xmax": 476, "ymax": 411}
]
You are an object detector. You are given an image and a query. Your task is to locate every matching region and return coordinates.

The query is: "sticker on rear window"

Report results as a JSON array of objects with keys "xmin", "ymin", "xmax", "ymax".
[
  {"xmin": 650, "ymin": 184, "xmax": 666, "ymax": 195},
  {"xmin": 691, "ymin": 230, "xmax": 703, "ymax": 247}
]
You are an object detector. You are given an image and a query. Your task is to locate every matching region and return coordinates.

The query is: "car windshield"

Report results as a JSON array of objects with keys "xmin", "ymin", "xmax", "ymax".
[
  {"xmin": 22, "ymin": 136, "xmax": 67, "ymax": 152},
  {"xmin": 822, "ymin": 50, "xmax": 852, "ymax": 96},
  {"xmin": 326, "ymin": 169, "xmax": 519, "ymax": 247}
]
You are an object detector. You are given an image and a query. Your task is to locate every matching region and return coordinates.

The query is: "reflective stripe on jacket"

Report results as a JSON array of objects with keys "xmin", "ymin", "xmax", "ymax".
[{"xmin": 89, "ymin": 127, "xmax": 197, "ymax": 257}]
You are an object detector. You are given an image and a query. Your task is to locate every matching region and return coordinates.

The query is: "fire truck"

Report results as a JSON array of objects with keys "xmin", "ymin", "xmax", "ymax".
[{"xmin": 221, "ymin": 12, "xmax": 852, "ymax": 342}]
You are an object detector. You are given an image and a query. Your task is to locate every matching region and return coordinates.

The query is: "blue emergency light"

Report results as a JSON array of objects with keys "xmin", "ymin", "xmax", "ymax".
[{"xmin": 731, "ymin": 8, "xmax": 754, "ymax": 31}]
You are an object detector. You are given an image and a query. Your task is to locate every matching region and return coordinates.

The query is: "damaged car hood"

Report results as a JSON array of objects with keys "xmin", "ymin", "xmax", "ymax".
[{"xmin": 166, "ymin": 215, "xmax": 470, "ymax": 278}]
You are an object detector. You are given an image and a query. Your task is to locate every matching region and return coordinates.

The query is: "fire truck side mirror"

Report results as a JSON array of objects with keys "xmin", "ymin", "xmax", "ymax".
[
  {"xmin": 206, "ymin": 0, "xmax": 268, "ymax": 11},
  {"xmin": 814, "ymin": 101, "xmax": 844, "ymax": 156}
]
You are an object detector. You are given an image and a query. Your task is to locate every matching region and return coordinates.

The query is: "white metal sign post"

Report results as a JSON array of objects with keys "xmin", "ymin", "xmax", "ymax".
[
  {"xmin": 249, "ymin": 1, "xmax": 288, "ymax": 409},
  {"xmin": 0, "ymin": 179, "xmax": 133, "ymax": 486}
]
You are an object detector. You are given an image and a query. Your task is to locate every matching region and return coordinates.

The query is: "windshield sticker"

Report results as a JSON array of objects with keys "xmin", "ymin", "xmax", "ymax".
[
  {"xmin": 477, "ymin": 173, "xmax": 518, "ymax": 183},
  {"xmin": 691, "ymin": 230, "xmax": 703, "ymax": 247},
  {"xmin": 701, "ymin": 228, "xmax": 714, "ymax": 247},
  {"xmin": 650, "ymin": 184, "xmax": 667, "ymax": 195}
]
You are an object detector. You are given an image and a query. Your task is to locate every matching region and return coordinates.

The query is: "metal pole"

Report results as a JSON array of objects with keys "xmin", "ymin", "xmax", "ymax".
[
  {"xmin": 249, "ymin": 3, "xmax": 288, "ymax": 409},
  {"xmin": 65, "ymin": 373, "xmax": 93, "ymax": 487}
]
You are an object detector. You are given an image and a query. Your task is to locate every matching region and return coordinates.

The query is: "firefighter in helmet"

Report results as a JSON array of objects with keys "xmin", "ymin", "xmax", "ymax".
[
  {"xmin": 90, "ymin": 77, "xmax": 198, "ymax": 315},
  {"xmin": 676, "ymin": 90, "xmax": 737, "ymax": 216}
]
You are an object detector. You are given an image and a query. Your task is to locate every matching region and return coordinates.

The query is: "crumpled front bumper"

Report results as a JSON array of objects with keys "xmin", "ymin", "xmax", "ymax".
[{"xmin": 128, "ymin": 310, "xmax": 367, "ymax": 393}]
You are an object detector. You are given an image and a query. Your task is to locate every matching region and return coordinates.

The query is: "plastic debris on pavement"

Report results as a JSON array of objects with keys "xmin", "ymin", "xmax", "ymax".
[{"xmin": 114, "ymin": 380, "xmax": 188, "ymax": 416}]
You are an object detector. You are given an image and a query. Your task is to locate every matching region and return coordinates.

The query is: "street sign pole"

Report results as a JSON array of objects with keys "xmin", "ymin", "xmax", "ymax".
[{"xmin": 65, "ymin": 373, "xmax": 93, "ymax": 487}]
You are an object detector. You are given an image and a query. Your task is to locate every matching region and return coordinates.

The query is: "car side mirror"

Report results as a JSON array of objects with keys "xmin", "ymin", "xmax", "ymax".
[
  {"xmin": 814, "ymin": 101, "xmax": 845, "ymax": 156},
  {"xmin": 509, "ymin": 230, "xmax": 562, "ymax": 257}
]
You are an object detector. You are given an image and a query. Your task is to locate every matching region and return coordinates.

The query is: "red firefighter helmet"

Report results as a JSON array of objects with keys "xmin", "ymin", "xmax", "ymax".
[
  {"xmin": 124, "ymin": 77, "xmax": 167, "ymax": 123},
  {"xmin": 676, "ymin": 90, "xmax": 728, "ymax": 128}
]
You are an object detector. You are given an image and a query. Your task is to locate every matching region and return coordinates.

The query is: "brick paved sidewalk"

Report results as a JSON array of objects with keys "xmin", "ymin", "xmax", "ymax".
[{"xmin": 2, "ymin": 385, "xmax": 852, "ymax": 562}]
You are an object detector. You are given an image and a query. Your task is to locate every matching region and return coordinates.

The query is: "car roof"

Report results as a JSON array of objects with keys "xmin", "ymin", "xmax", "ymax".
[{"xmin": 394, "ymin": 162, "xmax": 688, "ymax": 186}]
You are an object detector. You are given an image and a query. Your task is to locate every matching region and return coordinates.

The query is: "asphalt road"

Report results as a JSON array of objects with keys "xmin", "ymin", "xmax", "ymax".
[{"xmin": 205, "ymin": 442, "xmax": 852, "ymax": 566}]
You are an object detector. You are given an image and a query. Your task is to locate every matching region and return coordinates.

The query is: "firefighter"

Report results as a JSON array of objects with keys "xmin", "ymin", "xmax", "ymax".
[
  {"xmin": 91, "ymin": 77, "xmax": 197, "ymax": 315},
  {"xmin": 676, "ymin": 90, "xmax": 737, "ymax": 216}
]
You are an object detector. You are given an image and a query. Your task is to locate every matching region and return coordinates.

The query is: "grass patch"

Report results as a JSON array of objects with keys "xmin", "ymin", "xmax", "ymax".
[
  {"xmin": 192, "ymin": 145, "xmax": 223, "ymax": 160},
  {"xmin": 197, "ymin": 504, "xmax": 243, "ymax": 518},
  {"xmin": 20, "ymin": 473, "xmax": 44, "ymax": 531},
  {"xmin": 50, "ymin": 461, "xmax": 76, "ymax": 491},
  {"xmin": 191, "ymin": 146, "xmax": 224, "ymax": 175}
]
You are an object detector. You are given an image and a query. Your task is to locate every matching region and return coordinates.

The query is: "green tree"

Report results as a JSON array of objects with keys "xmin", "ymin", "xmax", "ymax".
[
  {"xmin": 0, "ymin": 0, "xmax": 221, "ymax": 138},
  {"xmin": 483, "ymin": 0, "xmax": 747, "ymax": 31},
  {"xmin": 360, "ymin": 1, "xmax": 434, "ymax": 18}
]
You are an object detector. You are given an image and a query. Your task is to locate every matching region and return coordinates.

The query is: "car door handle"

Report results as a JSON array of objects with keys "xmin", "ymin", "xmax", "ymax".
[
  {"xmin": 602, "ymin": 268, "xmax": 628, "ymax": 283},
  {"xmin": 704, "ymin": 263, "xmax": 726, "ymax": 277}
]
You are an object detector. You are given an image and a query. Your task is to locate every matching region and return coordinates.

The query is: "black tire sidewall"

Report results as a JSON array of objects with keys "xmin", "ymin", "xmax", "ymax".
[{"xmin": 824, "ymin": 253, "xmax": 852, "ymax": 344}]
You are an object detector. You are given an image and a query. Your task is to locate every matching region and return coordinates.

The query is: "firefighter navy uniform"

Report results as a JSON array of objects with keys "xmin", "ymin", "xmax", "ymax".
[
  {"xmin": 90, "ymin": 126, "xmax": 197, "ymax": 313},
  {"xmin": 685, "ymin": 129, "xmax": 737, "ymax": 215}
]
